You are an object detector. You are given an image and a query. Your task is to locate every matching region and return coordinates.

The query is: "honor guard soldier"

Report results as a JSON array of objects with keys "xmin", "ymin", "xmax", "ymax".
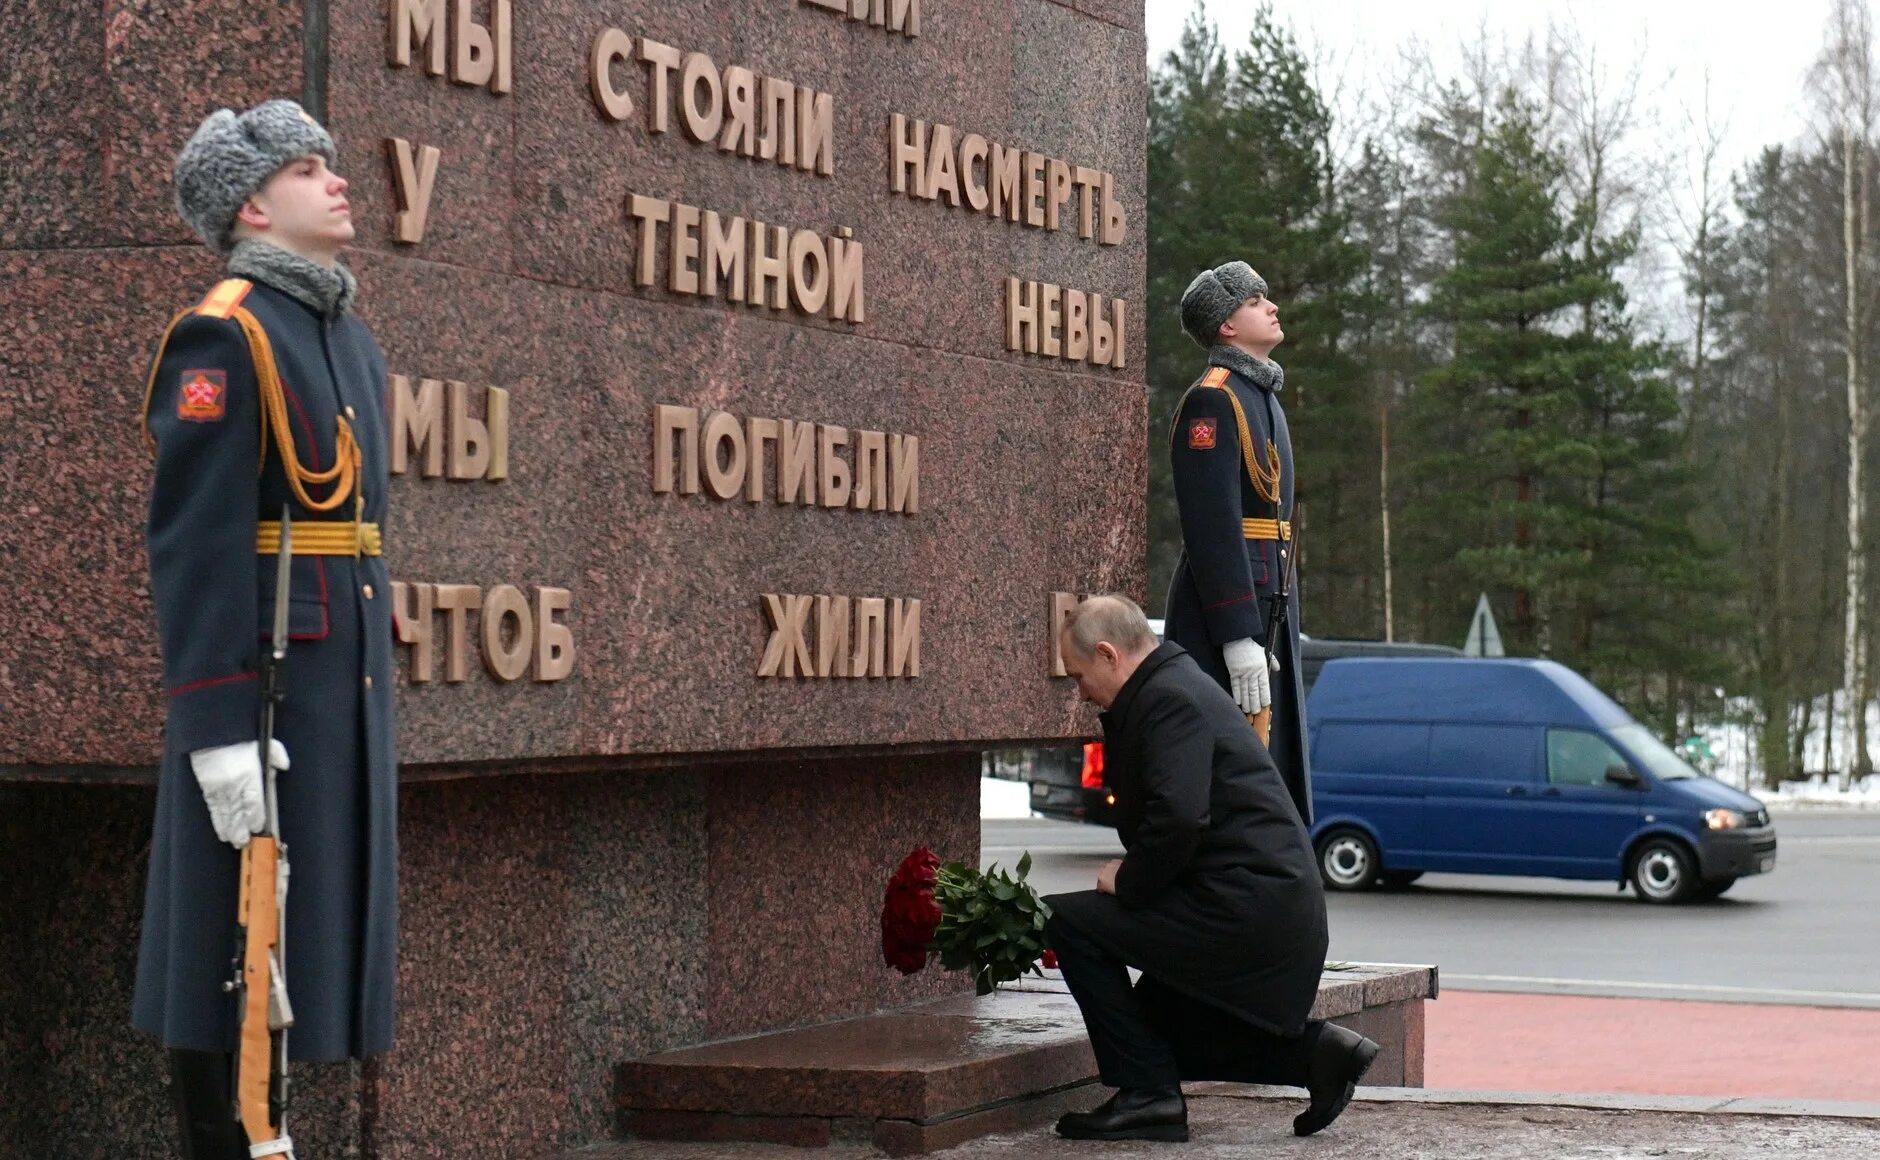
[
  {"xmin": 133, "ymin": 100, "xmax": 398, "ymax": 1158},
  {"xmin": 1164, "ymin": 261, "xmax": 1311, "ymax": 823}
]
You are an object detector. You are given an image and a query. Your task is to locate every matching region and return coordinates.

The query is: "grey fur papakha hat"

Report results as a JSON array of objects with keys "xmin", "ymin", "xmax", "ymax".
[
  {"xmin": 173, "ymin": 99, "xmax": 337, "ymax": 256},
  {"xmin": 1179, "ymin": 261, "xmax": 1269, "ymax": 348}
]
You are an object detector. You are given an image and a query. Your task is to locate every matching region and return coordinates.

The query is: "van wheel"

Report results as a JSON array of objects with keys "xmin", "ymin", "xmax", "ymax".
[
  {"xmin": 1629, "ymin": 838, "xmax": 1696, "ymax": 904},
  {"xmin": 1317, "ymin": 829, "xmax": 1380, "ymax": 892},
  {"xmin": 1380, "ymin": 870, "xmax": 1424, "ymax": 889}
]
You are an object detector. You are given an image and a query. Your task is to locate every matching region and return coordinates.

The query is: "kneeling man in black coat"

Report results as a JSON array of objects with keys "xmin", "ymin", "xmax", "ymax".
[{"xmin": 1046, "ymin": 594, "xmax": 1378, "ymax": 1140}]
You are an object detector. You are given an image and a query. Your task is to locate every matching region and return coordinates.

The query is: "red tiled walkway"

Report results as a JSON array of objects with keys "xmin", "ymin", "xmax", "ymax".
[{"xmin": 1428, "ymin": 991, "xmax": 1880, "ymax": 1102}]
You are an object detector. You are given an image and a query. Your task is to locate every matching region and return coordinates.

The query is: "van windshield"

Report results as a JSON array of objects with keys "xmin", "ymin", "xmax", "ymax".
[{"xmin": 1609, "ymin": 723, "xmax": 1699, "ymax": 781}]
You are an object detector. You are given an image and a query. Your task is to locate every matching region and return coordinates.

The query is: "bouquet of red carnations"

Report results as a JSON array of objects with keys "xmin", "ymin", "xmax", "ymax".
[{"xmin": 880, "ymin": 845, "xmax": 1057, "ymax": 995}]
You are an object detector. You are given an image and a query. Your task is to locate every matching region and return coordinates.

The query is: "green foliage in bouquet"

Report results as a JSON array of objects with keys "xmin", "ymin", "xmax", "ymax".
[{"xmin": 930, "ymin": 853, "xmax": 1054, "ymax": 995}]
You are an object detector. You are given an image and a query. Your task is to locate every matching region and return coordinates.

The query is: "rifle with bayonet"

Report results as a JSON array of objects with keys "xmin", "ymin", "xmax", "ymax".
[
  {"xmin": 1250, "ymin": 505, "xmax": 1302, "ymax": 747},
  {"xmin": 227, "ymin": 506, "xmax": 297, "ymax": 1160}
]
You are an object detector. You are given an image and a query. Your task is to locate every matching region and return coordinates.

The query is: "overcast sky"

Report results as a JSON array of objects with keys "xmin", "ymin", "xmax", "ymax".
[
  {"xmin": 1145, "ymin": 1, "xmax": 1835, "ymax": 169},
  {"xmin": 1143, "ymin": 0, "xmax": 1847, "ymax": 333}
]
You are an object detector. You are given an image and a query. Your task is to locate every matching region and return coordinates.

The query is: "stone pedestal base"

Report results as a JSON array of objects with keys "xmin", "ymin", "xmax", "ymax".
[{"xmin": 616, "ymin": 964, "xmax": 1438, "ymax": 1155}]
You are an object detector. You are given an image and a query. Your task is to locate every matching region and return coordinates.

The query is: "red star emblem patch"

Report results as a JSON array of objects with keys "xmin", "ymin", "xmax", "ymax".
[
  {"xmin": 177, "ymin": 369, "xmax": 226, "ymax": 422},
  {"xmin": 1187, "ymin": 417, "xmax": 1218, "ymax": 450}
]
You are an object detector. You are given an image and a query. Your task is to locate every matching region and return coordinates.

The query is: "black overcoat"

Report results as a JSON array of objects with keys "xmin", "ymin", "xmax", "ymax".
[
  {"xmin": 1047, "ymin": 643, "xmax": 1327, "ymax": 1036},
  {"xmin": 1162, "ymin": 348, "xmax": 1311, "ymax": 823},
  {"xmin": 133, "ymin": 276, "xmax": 398, "ymax": 1061}
]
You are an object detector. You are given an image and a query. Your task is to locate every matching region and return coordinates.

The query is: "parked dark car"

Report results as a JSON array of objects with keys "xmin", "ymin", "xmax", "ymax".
[{"xmin": 1003, "ymin": 636, "xmax": 1462, "ymax": 825}]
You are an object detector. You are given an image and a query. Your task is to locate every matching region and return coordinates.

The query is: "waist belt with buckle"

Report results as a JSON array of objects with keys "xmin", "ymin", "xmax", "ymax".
[
  {"xmin": 1241, "ymin": 518, "xmax": 1292, "ymax": 542},
  {"xmin": 256, "ymin": 520, "xmax": 382, "ymax": 557}
]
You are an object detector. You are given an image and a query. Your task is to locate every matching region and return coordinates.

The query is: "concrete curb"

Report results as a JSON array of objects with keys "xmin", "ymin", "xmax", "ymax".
[{"xmin": 1193, "ymin": 1084, "xmax": 1880, "ymax": 1121}]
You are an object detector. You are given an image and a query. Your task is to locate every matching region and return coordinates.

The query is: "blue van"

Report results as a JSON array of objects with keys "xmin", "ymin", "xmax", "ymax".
[{"xmin": 1306, "ymin": 657, "xmax": 1776, "ymax": 903}]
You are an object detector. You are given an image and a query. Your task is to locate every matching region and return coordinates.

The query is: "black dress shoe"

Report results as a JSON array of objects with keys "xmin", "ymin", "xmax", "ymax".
[
  {"xmin": 1293, "ymin": 1023, "xmax": 1380, "ymax": 1137},
  {"xmin": 1056, "ymin": 1086, "xmax": 1189, "ymax": 1142}
]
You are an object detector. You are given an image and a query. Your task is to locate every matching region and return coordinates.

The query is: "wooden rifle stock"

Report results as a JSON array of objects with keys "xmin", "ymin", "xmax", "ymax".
[{"xmin": 235, "ymin": 836, "xmax": 290, "ymax": 1154}]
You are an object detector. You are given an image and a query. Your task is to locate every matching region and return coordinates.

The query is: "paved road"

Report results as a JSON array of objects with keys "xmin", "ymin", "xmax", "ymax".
[{"xmin": 982, "ymin": 811, "xmax": 1880, "ymax": 1006}]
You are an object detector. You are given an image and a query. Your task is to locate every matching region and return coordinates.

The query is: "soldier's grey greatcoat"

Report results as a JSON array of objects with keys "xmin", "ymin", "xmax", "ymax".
[
  {"xmin": 134, "ymin": 271, "xmax": 397, "ymax": 1061},
  {"xmin": 1163, "ymin": 344, "xmax": 1311, "ymax": 824},
  {"xmin": 1047, "ymin": 642, "xmax": 1328, "ymax": 1037}
]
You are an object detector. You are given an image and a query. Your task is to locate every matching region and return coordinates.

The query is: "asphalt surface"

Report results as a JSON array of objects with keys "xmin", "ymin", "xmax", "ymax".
[{"xmin": 983, "ymin": 811, "xmax": 1880, "ymax": 1007}]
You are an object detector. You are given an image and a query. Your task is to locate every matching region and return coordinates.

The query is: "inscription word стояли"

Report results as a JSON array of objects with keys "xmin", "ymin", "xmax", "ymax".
[{"xmin": 590, "ymin": 33, "xmax": 835, "ymax": 176}]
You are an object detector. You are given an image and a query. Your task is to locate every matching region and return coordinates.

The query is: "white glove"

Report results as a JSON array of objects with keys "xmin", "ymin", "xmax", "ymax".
[
  {"xmin": 189, "ymin": 739, "xmax": 288, "ymax": 849},
  {"xmin": 1223, "ymin": 638, "xmax": 1272, "ymax": 715}
]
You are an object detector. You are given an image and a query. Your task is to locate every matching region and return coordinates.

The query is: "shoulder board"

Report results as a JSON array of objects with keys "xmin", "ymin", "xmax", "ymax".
[
  {"xmin": 1201, "ymin": 367, "xmax": 1230, "ymax": 390},
  {"xmin": 195, "ymin": 278, "xmax": 253, "ymax": 320}
]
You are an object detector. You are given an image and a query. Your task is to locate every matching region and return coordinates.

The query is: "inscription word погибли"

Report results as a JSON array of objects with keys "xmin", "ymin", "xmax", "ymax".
[{"xmin": 653, "ymin": 405, "xmax": 917, "ymax": 513}]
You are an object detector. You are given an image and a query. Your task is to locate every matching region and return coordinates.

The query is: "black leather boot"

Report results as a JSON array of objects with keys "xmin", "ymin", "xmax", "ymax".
[
  {"xmin": 1055, "ymin": 1086, "xmax": 1189, "ymax": 1142},
  {"xmin": 1293, "ymin": 1023, "xmax": 1380, "ymax": 1137},
  {"xmin": 168, "ymin": 1049, "xmax": 247, "ymax": 1160}
]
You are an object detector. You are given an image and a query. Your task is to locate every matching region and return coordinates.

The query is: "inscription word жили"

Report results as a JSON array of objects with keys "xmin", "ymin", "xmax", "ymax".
[
  {"xmin": 390, "ymin": 374, "xmax": 510, "ymax": 481},
  {"xmin": 391, "ymin": 582, "xmax": 575, "ymax": 683},
  {"xmin": 1006, "ymin": 278, "xmax": 1127, "ymax": 369},
  {"xmin": 590, "ymin": 33, "xmax": 835, "ymax": 176},
  {"xmin": 653, "ymin": 405, "xmax": 917, "ymax": 513},
  {"xmin": 888, "ymin": 116, "xmax": 1125, "ymax": 245},
  {"xmin": 628, "ymin": 195, "xmax": 865, "ymax": 322},
  {"xmin": 759, "ymin": 594, "xmax": 921, "ymax": 678},
  {"xmin": 798, "ymin": 0, "xmax": 919, "ymax": 37}
]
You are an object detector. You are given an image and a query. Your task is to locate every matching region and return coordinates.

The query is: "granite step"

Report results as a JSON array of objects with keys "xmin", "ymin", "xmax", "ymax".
[{"xmin": 613, "ymin": 965, "xmax": 1436, "ymax": 1156}]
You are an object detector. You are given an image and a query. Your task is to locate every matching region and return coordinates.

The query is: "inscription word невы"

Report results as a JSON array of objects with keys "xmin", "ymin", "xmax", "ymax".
[
  {"xmin": 590, "ymin": 33, "xmax": 836, "ymax": 176},
  {"xmin": 390, "ymin": 375, "xmax": 509, "ymax": 481},
  {"xmin": 392, "ymin": 583, "xmax": 575, "ymax": 683},
  {"xmin": 889, "ymin": 116, "xmax": 1126, "ymax": 245},
  {"xmin": 799, "ymin": 0, "xmax": 919, "ymax": 37},
  {"xmin": 1006, "ymin": 279, "xmax": 1128, "ymax": 369},
  {"xmin": 653, "ymin": 405, "xmax": 917, "ymax": 513},
  {"xmin": 760, "ymin": 594, "xmax": 921, "ymax": 678},
  {"xmin": 629, "ymin": 196, "xmax": 865, "ymax": 322}
]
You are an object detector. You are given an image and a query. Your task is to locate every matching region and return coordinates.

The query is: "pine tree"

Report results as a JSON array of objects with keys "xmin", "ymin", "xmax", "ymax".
[{"xmin": 1408, "ymin": 90, "xmax": 1722, "ymax": 710}]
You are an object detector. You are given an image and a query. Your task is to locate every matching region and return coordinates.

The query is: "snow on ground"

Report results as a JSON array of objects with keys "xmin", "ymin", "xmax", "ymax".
[
  {"xmin": 1761, "ymin": 774, "xmax": 1880, "ymax": 809},
  {"xmin": 980, "ymin": 776, "xmax": 1034, "ymax": 819},
  {"xmin": 1700, "ymin": 694, "xmax": 1880, "ymax": 807}
]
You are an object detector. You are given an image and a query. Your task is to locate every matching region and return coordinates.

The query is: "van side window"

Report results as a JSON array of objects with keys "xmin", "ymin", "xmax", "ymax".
[
  {"xmin": 1547, "ymin": 730, "xmax": 1629, "ymax": 787},
  {"xmin": 1313, "ymin": 723, "xmax": 1429, "ymax": 776},
  {"xmin": 1428, "ymin": 725, "xmax": 1537, "ymax": 782}
]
